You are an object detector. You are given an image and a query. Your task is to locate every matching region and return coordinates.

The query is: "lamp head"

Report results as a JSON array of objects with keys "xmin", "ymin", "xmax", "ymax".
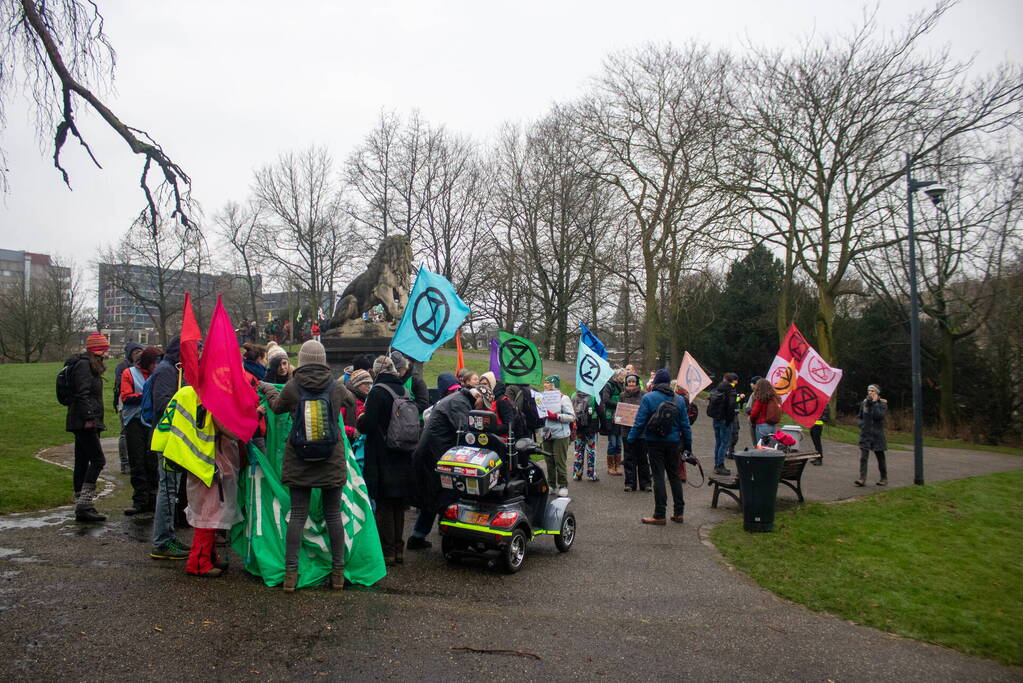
[{"xmin": 924, "ymin": 184, "xmax": 947, "ymax": 206}]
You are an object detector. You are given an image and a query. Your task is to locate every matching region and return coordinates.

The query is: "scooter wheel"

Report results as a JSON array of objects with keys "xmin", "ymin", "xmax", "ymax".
[
  {"xmin": 441, "ymin": 535, "xmax": 460, "ymax": 564},
  {"xmin": 554, "ymin": 511, "xmax": 576, "ymax": 553},
  {"xmin": 500, "ymin": 529, "xmax": 527, "ymax": 574}
]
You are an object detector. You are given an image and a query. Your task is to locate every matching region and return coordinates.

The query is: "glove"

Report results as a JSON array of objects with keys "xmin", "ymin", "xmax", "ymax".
[{"xmin": 546, "ymin": 410, "xmax": 559, "ymax": 420}]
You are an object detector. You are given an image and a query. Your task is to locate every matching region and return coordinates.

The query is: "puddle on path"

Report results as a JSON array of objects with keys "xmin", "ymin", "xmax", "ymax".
[
  {"xmin": 0, "ymin": 512, "xmax": 70, "ymax": 532},
  {"xmin": 61, "ymin": 523, "xmax": 110, "ymax": 539},
  {"xmin": 9, "ymin": 556, "xmax": 43, "ymax": 564},
  {"xmin": 0, "ymin": 547, "xmax": 22, "ymax": 559}
]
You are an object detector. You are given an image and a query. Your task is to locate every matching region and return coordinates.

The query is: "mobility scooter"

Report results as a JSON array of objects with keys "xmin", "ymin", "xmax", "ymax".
[{"xmin": 436, "ymin": 410, "xmax": 576, "ymax": 573}]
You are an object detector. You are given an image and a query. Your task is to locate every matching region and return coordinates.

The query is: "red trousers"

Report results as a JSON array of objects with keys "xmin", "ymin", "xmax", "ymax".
[{"xmin": 186, "ymin": 528, "xmax": 216, "ymax": 575}]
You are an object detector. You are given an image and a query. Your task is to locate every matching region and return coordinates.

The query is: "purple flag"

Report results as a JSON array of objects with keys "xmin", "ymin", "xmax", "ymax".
[{"xmin": 489, "ymin": 338, "xmax": 502, "ymax": 379}]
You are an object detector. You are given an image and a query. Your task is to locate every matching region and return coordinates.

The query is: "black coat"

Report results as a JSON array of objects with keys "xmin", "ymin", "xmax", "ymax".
[
  {"xmin": 65, "ymin": 354, "xmax": 105, "ymax": 432},
  {"xmin": 357, "ymin": 373, "xmax": 417, "ymax": 501},
  {"xmin": 599, "ymin": 380, "xmax": 623, "ymax": 435},
  {"xmin": 858, "ymin": 399, "xmax": 888, "ymax": 451},
  {"xmin": 150, "ymin": 336, "xmax": 181, "ymax": 420},
  {"xmin": 112, "ymin": 341, "xmax": 143, "ymax": 410},
  {"xmin": 411, "ymin": 388, "xmax": 475, "ymax": 512}
]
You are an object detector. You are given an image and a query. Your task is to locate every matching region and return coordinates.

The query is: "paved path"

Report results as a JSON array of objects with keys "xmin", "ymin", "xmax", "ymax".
[{"xmin": 1, "ymin": 409, "xmax": 1020, "ymax": 681}]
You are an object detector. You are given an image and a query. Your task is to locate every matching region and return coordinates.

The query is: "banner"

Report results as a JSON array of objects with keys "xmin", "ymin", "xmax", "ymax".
[
  {"xmin": 391, "ymin": 266, "xmax": 471, "ymax": 362},
  {"xmin": 766, "ymin": 324, "xmax": 843, "ymax": 428},
  {"xmin": 676, "ymin": 351, "xmax": 712, "ymax": 398},
  {"xmin": 496, "ymin": 331, "xmax": 543, "ymax": 386},
  {"xmin": 198, "ymin": 296, "xmax": 258, "ymax": 440},
  {"xmin": 230, "ymin": 393, "xmax": 386, "ymax": 588},
  {"xmin": 579, "ymin": 322, "xmax": 608, "ymax": 360},
  {"xmin": 489, "ymin": 338, "xmax": 501, "ymax": 379},
  {"xmin": 180, "ymin": 292, "xmax": 202, "ymax": 389},
  {"xmin": 575, "ymin": 338, "xmax": 613, "ymax": 397}
]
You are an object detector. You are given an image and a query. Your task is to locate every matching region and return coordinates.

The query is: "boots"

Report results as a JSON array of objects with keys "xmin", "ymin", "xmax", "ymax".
[
  {"xmin": 613, "ymin": 454, "xmax": 623, "ymax": 475},
  {"xmin": 75, "ymin": 483, "xmax": 106, "ymax": 523},
  {"xmin": 330, "ymin": 568, "xmax": 346, "ymax": 590},
  {"xmin": 282, "ymin": 568, "xmax": 298, "ymax": 593}
]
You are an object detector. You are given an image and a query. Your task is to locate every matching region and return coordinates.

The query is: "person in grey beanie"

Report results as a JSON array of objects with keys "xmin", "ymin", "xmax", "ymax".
[{"xmin": 855, "ymin": 384, "xmax": 888, "ymax": 487}]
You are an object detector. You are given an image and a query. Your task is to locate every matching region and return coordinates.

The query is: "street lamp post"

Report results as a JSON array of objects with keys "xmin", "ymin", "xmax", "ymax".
[{"xmin": 905, "ymin": 152, "xmax": 946, "ymax": 486}]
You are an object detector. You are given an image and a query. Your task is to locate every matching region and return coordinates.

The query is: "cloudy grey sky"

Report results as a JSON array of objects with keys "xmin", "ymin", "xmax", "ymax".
[{"xmin": 1, "ymin": 0, "xmax": 1020, "ymax": 274}]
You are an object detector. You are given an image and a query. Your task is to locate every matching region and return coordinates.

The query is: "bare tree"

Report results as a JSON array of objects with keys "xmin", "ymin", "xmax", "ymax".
[
  {"xmin": 1, "ymin": 1, "xmax": 193, "ymax": 233},
  {"xmin": 728, "ymin": 3, "xmax": 1023, "ymax": 368},
  {"xmin": 215, "ymin": 200, "xmax": 265, "ymax": 323},
  {"xmin": 344, "ymin": 110, "xmax": 402, "ymax": 240},
  {"xmin": 862, "ymin": 142, "xmax": 1023, "ymax": 432},
  {"xmin": 97, "ymin": 220, "xmax": 194, "ymax": 344},
  {"xmin": 251, "ymin": 146, "xmax": 348, "ymax": 314},
  {"xmin": 0, "ymin": 257, "xmax": 85, "ymax": 362}
]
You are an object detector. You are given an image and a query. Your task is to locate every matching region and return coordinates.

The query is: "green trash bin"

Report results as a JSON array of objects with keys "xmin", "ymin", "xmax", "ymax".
[{"xmin": 734, "ymin": 449, "xmax": 786, "ymax": 532}]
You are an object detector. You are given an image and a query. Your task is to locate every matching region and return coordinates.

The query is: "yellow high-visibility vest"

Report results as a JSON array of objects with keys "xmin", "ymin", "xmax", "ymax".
[{"xmin": 150, "ymin": 386, "xmax": 216, "ymax": 486}]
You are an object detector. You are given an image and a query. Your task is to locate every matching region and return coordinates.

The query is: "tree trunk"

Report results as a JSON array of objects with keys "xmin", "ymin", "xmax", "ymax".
[
  {"xmin": 939, "ymin": 325, "xmax": 956, "ymax": 435},
  {"xmin": 642, "ymin": 266, "xmax": 660, "ymax": 373},
  {"xmin": 778, "ymin": 224, "xmax": 795, "ymax": 341},
  {"xmin": 553, "ymin": 304, "xmax": 568, "ymax": 362},
  {"xmin": 814, "ymin": 286, "xmax": 836, "ymax": 418}
]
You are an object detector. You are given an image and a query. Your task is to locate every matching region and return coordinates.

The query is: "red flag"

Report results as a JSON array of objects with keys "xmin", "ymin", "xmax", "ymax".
[
  {"xmin": 180, "ymin": 292, "xmax": 202, "ymax": 388},
  {"xmin": 455, "ymin": 328, "xmax": 465, "ymax": 372},
  {"xmin": 766, "ymin": 324, "xmax": 843, "ymax": 428},
  {"xmin": 197, "ymin": 295, "xmax": 258, "ymax": 440}
]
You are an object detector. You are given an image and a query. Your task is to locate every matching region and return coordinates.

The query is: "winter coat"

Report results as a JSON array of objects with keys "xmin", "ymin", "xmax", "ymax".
[
  {"xmin": 618, "ymin": 387, "xmax": 645, "ymax": 438},
  {"xmin": 65, "ymin": 353, "xmax": 106, "ymax": 433},
  {"xmin": 357, "ymin": 372, "xmax": 417, "ymax": 500},
  {"xmin": 403, "ymin": 373, "xmax": 431, "ymax": 415},
  {"xmin": 599, "ymin": 380, "xmax": 623, "ymax": 435},
  {"xmin": 858, "ymin": 399, "xmax": 888, "ymax": 451},
  {"xmin": 627, "ymin": 383, "xmax": 693, "ymax": 447},
  {"xmin": 542, "ymin": 393, "xmax": 575, "ymax": 440},
  {"xmin": 711, "ymin": 380, "xmax": 739, "ymax": 422},
  {"xmin": 411, "ymin": 387, "xmax": 476, "ymax": 512},
  {"xmin": 262, "ymin": 364, "xmax": 355, "ymax": 489},
  {"xmin": 150, "ymin": 336, "xmax": 182, "ymax": 421},
  {"xmin": 243, "ymin": 358, "xmax": 267, "ymax": 382},
  {"xmin": 112, "ymin": 341, "xmax": 143, "ymax": 410}
]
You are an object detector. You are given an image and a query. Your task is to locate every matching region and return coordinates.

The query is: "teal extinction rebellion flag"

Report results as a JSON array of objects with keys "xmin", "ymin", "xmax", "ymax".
[
  {"xmin": 575, "ymin": 337, "xmax": 613, "ymax": 397},
  {"xmin": 231, "ymin": 393, "xmax": 386, "ymax": 589},
  {"xmin": 497, "ymin": 331, "xmax": 544, "ymax": 386},
  {"xmin": 391, "ymin": 265, "xmax": 471, "ymax": 362}
]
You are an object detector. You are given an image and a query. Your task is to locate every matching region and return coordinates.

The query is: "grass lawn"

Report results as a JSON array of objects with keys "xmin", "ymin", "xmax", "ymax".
[
  {"xmin": 0, "ymin": 353, "xmax": 572, "ymax": 514},
  {"xmin": 823, "ymin": 423, "xmax": 1023, "ymax": 457},
  {"xmin": 0, "ymin": 361, "xmax": 120, "ymax": 514},
  {"xmin": 711, "ymin": 470, "xmax": 1023, "ymax": 665}
]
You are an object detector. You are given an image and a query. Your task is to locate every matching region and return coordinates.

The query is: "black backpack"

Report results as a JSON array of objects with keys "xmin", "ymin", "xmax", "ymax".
[
  {"xmin": 289, "ymin": 380, "xmax": 340, "ymax": 462},
  {"xmin": 706, "ymin": 387, "xmax": 728, "ymax": 419},
  {"xmin": 513, "ymin": 387, "xmax": 545, "ymax": 434},
  {"xmin": 56, "ymin": 357, "xmax": 79, "ymax": 406},
  {"xmin": 378, "ymin": 384, "xmax": 421, "ymax": 453},
  {"xmin": 646, "ymin": 396, "xmax": 679, "ymax": 438},
  {"xmin": 573, "ymin": 394, "xmax": 595, "ymax": 429}
]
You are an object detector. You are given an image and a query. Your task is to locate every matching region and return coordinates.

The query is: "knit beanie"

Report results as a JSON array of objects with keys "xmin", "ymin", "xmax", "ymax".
[
  {"xmin": 437, "ymin": 372, "xmax": 459, "ymax": 393},
  {"xmin": 85, "ymin": 332, "xmax": 109, "ymax": 356},
  {"xmin": 867, "ymin": 383, "xmax": 881, "ymax": 395},
  {"xmin": 266, "ymin": 341, "xmax": 288, "ymax": 364},
  {"xmin": 625, "ymin": 373, "xmax": 641, "ymax": 385},
  {"xmin": 545, "ymin": 375, "xmax": 560, "ymax": 388},
  {"xmin": 480, "ymin": 371, "xmax": 497, "ymax": 388},
  {"xmin": 298, "ymin": 340, "xmax": 327, "ymax": 367},
  {"xmin": 373, "ymin": 354, "xmax": 397, "ymax": 376},
  {"xmin": 389, "ymin": 350, "xmax": 409, "ymax": 376},
  {"xmin": 346, "ymin": 369, "xmax": 373, "ymax": 391},
  {"xmin": 139, "ymin": 346, "xmax": 163, "ymax": 370},
  {"xmin": 653, "ymin": 368, "xmax": 671, "ymax": 385}
]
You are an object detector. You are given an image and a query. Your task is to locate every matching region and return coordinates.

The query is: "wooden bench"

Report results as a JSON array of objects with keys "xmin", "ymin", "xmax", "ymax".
[{"xmin": 709, "ymin": 451, "xmax": 821, "ymax": 509}]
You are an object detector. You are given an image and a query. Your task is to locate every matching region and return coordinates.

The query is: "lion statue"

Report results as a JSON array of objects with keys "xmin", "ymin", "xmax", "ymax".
[{"xmin": 328, "ymin": 235, "xmax": 413, "ymax": 330}]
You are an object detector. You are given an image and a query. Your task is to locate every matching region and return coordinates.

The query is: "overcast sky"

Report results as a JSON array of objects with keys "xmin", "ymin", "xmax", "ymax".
[{"xmin": 1, "ymin": 0, "xmax": 1020, "ymax": 279}]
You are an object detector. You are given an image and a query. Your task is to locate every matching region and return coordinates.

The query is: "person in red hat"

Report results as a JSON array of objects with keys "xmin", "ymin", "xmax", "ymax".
[{"xmin": 64, "ymin": 332, "xmax": 111, "ymax": 522}]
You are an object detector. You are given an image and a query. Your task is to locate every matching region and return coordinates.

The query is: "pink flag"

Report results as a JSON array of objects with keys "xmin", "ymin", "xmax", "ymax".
[
  {"xmin": 766, "ymin": 324, "xmax": 844, "ymax": 428},
  {"xmin": 676, "ymin": 351, "xmax": 712, "ymax": 397},
  {"xmin": 197, "ymin": 295, "xmax": 258, "ymax": 440}
]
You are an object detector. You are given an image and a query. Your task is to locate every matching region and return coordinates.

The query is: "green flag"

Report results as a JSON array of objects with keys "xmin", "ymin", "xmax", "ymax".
[
  {"xmin": 230, "ymin": 392, "xmax": 386, "ymax": 589},
  {"xmin": 497, "ymin": 331, "xmax": 544, "ymax": 386}
]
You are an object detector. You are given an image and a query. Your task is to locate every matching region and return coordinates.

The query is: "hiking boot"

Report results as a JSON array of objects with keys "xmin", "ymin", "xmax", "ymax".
[
  {"xmin": 670, "ymin": 515, "xmax": 685, "ymax": 524},
  {"xmin": 854, "ymin": 479, "xmax": 865, "ymax": 487},
  {"xmin": 714, "ymin": 466, "xmax": 731, "ymax": 476},
  {"xmin": 75, "ymin": 507, "xmax": 107, "ymax": 523},
  {"xmin": 641, "ymin": 517, "xmax": 666, "ymax": 526},
  {"xmin": 282, "ymin": 569, "xmax": 298, "ymax": 592},
  {"xmin": 150, "ymin": 542, "xmax": 189, "ymax": 560},
  {"xmin": 75, "ymin": 484, "xmax": 106, "ymax": 522},
  {"xmin": 876, "ymin": 479, "xmax": 888, "ymax": 486},
  {"xmin": 406, "ymin": 536, "xmax": 432, "ymax": 550},
  {"xmin": 812, "ymin": 458, "xmax": 823, "ymax": 466}
]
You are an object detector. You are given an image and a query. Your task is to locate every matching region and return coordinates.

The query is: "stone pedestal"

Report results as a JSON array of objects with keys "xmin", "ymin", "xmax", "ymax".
[{"xmin": 322, "ymin": 320, "xmax": 394, "ymax": 372}]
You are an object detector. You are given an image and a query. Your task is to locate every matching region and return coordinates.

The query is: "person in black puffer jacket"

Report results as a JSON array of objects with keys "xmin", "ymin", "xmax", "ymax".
[
  {"xmin": 113, "ymin": 341, "xmax": 143, "ymax": 475},
  {"xmin": 66, "ymin": 332, "xmax": 110, "ymax": 522},
  {"xmin": 357, "ymin": 355, "xmax": 418, "ymax": 565}
]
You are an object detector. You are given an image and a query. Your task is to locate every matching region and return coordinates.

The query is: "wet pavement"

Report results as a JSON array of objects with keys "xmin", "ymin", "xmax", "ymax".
[{"xmin": 1, "ymin": 418, "xmax": 1021, "ymax": 681}]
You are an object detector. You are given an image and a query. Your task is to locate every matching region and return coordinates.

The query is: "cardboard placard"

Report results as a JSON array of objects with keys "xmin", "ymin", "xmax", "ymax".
[
  {"xmin": 542, "ymin": 390, "xmax": 563, "ymax": 415},
  {"xmin": 613, "ymin": 402, "xmax": 639, "ymax": 427}
]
